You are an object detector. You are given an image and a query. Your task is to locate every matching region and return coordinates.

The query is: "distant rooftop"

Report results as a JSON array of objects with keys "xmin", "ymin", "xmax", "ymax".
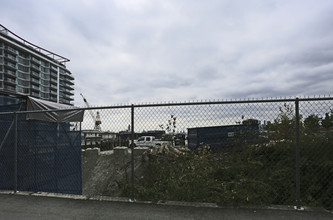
[{"xmin": 0, "ymin": 24, "xmax": 70, "ymax": 63}]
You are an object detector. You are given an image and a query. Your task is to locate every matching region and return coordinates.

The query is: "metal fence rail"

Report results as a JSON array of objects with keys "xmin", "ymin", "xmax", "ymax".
[{"xmin": 1, "ymin": 96, "xmax": 332, "ymax": 210}]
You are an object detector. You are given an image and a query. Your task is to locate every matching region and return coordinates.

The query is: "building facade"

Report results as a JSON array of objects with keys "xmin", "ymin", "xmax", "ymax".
[{"xmin": 0, "ymin": 25, "xmax": 74, "ymax": 105}]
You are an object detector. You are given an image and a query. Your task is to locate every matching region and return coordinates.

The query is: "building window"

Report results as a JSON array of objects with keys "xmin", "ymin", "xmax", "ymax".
[
  {"xmin": 18, "ymin": 57, "xmax": 30, "ymax": 66},
  {"xmin": 41, "ymin": 92, "xmax": 49, "ymax": 99},
  {"xmin": 41, "ymin": 79, "xmax": 50, "ymax": 86},
  {"xmin": 41, "ymin": 86, "xmax": 49, "ymax": 93},
  {"xmin": 41, "ymin": 60, "xmax": 50, "ymax": 67},
  {"xmin": 16, "ymin": 86, "xmax": 29, "ymax": 94},
  {"xmin": 41, "ymin": 73, "xmax": 50, "ymax": 80},
  {"xmin": 17, "ymin": 78, "xmax": 30, "ymax": 87},
  {"xmin": 41, "ymin": 66, "xmax": 49, "ymax": 73},
  {"xmin": 18, "ymin": 64, "xmax": 29, "ymax": 72},
  {"xmin": 17, "ymin": 71, "xmax": 30, "ymax": 80}
]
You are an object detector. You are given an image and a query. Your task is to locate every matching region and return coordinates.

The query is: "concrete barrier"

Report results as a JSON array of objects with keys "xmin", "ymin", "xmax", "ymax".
[{"xmin": 82, "ymin": 146, "xmax": 150, "ymax": 197}]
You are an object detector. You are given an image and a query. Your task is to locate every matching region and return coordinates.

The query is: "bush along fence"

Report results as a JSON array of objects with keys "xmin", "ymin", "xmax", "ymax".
[{"xmin": 0, "ymin": 96, "xmax": 333, "ymax": 210}]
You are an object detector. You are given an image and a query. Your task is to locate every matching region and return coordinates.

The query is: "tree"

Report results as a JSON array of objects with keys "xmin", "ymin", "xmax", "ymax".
[
  {"xmin": 275, "ymin": 103, "xmax": 297, "ymax": 140},
  {"xmin": 322, "ymin": 110, "xmax": 333, "ymax": 130},
  {"xmin": 304, "ymin": 114, "xmax": 321, "ymax": 134},
  {"xmin": 159, "ymin": 115, "xmax": 177, "ymax": 133}
]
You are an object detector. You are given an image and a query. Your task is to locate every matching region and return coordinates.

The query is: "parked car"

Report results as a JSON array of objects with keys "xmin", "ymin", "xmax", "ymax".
[{"xmin": 129, "ymin": 136, "xmax": 170, "ymax": 148}]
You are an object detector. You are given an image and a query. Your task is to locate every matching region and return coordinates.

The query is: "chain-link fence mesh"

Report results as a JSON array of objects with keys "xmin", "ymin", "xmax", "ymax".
[
  {"xmin": 1, "ymin": 97, "xmax": 332, "ymax": 210},
  {"xmin": 0, "ymin": 112, "xmax": 15, "ymax": 190},
  {"xmin": 298, "ymin": 100, "xmax": 333, "ymax": 209},
  {"xmin": 128, "ymin": 101, "xmax": 297, "ymax": 206},
  {"xmin": 0, "ymin": 111, "xmax": 82, "ymax": 194}
]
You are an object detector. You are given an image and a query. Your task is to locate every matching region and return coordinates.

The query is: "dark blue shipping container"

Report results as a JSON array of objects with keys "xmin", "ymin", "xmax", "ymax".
[{"xmin": 188, "ymin": 119, "xmax": 259, "ymax": 152}]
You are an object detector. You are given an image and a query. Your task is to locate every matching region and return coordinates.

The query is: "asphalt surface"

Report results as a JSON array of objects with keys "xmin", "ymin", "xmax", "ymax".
[{"xmin": 0, "ymin": 193, "xmax": 332, "ymax": 220}]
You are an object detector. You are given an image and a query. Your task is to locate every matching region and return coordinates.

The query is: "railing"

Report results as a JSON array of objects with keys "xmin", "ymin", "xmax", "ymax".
[
  {"xmin": 4, "ymin": 54, "xmax": 16, "ymax": 62},
  {"xmin": 3, "ymin": 85, "xmax": 15, "ymax": 91},
  {"xmin": 0, "ymin": 24, "xmax": 70, "ymax": 63},
  {"xmin": 4, "ymin": 78, "xmax": 16, "ymax": 84},
  {"xmin": 4, "ymin": 69, "xmax": 16, "ymax": 77},
  {"xmin": 5, "ymin": 61, "xmax": 16, "ymax": 69},
  {"xmin": 31, "ymin": 71, "xmax": 39, "ymax": 77}
]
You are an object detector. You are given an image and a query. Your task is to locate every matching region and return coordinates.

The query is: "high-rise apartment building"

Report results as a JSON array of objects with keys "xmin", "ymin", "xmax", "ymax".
[{"xmin": 0, "ymin": 24, "xmax": 74, "ymax": 105}]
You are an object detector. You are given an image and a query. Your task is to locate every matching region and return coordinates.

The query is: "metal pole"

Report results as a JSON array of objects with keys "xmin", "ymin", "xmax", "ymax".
[
  {"xmin": 0, "ymin": 118, "xmax": 15, "ymax": 152},
  {"xmin": 295, "ymin": 98, "xmax": 302, "ymax": 210},
  {"xmin": 14, "ymin": 113, "xmax": 18, "ymax": 193},
  {"xmin": 130, "ymin": 104, "xmax": 135, "ymax": 202}
]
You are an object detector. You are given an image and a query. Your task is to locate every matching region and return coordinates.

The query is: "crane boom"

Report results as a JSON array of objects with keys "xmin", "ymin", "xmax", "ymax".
[{"xmin": 80, "ymin": 93, "xmax": 102, "ymax": 131}]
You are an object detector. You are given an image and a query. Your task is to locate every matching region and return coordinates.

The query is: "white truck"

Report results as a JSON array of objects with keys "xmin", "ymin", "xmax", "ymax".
[{"xmin": 130, "ymin": 136, "xmax": 170, "ymax": 148}]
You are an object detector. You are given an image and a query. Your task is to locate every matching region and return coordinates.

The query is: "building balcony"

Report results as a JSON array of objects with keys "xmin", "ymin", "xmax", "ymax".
[
  {"xmin": 59, "ymin": 99, "xmax": 71, "ymax": 105},
  {"xmin": 31, "ymin": 64, "xmax": 40, "ymax": 71},
  {"xmin": 16, "ymin": 86, "xmax": 29, "ymax": 94},
  {"xmin": 4, "ymin": 78, "xmax": 16, "ymax": 85},
  {"xmin": 50, "ymin": 78, "xmax": 58, "ymax": 84},
  {"xmin": 17, "ymin": 59, "xmax": 30, "ymax": 66},
  {"xmin": 4, "ymin": 46, "xmax": 17, "ymax": 55},
  {"xmin": 31, "ymin": 57, "xmax": 40, "ymax": 64},
  {"xmin": 41, "ymin": 81, "xmax": 50, "ymax": 87},
  {"xmin": 59, "ymin": 82, "xmax": 74, "ymax": 90},
  {"xmin": 50, "ymin": 69, "xmax": 58, "ymax": 75},
  {"xmin": 60, "ymin": 72, "xmax": 74, "ymax": 81},
  {"xmin": 41, "ymin": 61, "xmax": 50, "ymax": 68},
  {"xmin": 4, "ymin": 69, "xmax": 16, "ymax": 78},
  {"xmin": 31, "ymin": 78, "xmax": 40, "ymax": 85},
  {"xmin": 62, "ymin": 88, "xmax": 74, "ymax": 96},
  {"xmin": 32, "ymin": 71, "xmax": 40, "ymax": 77},
  {"xmin": 50, "ymin": 71, "xmax": 57, "ymax": 77},
  {"xmin": 40, "ymin": 73, "xmax": 50, "ymax": 80},
  {"xmin": 50, "ymin": 96, "xmax": 57, "ymax": 102},
  {"xmin": 31, "ymin": 91, "xmax": 40, "ymax": 98},
  {"xmin": 51, "ymin": 65, "xmax": 58, "ymax": 70},
  {"xmin": 4, "ymin": 54, "xmax": 16, "ymax": 62},
  {"xmin": 41, "ymin": 87, "xmax": 49, "ymax": 93},
  {"xmin": 31, "ymin": 85, "xmax": 40, "ymax": 91},
  {"xmin": 60, "ymin": 78, "xmax": 74, "ymax": 86},
  {"xmin": 60, "ymin": 92, "xmax": 74, "ymax": 100},
  {"xmin": 4, "ymin": 61, "xmax": 16, "ymax": 70},
  {"xmin": 41, "ymin": 67, "xmax": 50, "ymax": 73},
  {"xmin": 40, "ymin": 92, "xmax": 49, "ymax": 99},
  {"xmin": 17, "ymin": 81, "xmax": 30, "ymax": 88},
  {"xmin": 18, "ymin": 53, "xmax": 30, "ymax": 60},
  {"xmin": 50, "ymin": 84, "xmax": 57, "ymax": 89},
  {"xmin": 4, "ymin": 85, "xmax": 15, "ymax": 92}
]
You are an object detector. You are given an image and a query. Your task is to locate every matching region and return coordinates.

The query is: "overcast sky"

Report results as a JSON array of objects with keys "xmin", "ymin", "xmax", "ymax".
[{"xmin": 1, "ymin": 0, "xmax": 333, "ymax": 106}]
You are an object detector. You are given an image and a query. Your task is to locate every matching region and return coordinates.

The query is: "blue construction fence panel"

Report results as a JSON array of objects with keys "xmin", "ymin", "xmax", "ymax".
[
  {"xmin": 0, "ymin": 113, "xmax": 15, "ymax": 190},
  {"xmin": 0, "ymin": 96, "xmax": 82, "ymax": 195}
]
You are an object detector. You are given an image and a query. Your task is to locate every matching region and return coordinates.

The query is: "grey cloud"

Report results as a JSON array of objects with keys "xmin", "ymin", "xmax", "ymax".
[{"xmin": 1, "ymin": 0, "xmax": 333, "ymax": 105}]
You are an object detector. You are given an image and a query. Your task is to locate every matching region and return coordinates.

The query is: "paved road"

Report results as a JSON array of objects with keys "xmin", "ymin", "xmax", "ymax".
[{"xmin": 0, "ymin": 193, "xmax": 332, "ymax": 220}]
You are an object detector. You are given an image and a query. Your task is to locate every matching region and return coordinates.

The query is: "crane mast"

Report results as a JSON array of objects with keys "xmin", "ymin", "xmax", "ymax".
[{"xmin": 80, "ymin": 93, "xmax": 102, "ymax": 131}]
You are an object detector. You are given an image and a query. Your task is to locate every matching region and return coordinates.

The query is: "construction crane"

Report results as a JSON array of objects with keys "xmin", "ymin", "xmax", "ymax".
[{"xmin": 80, "ymin": 93, "xmax": 102, "ymax": 131}]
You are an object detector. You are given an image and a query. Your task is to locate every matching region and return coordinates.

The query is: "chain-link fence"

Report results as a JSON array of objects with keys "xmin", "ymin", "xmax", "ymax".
[
  {"xmin": 1, "ymin": 96, "xmax": 332, "ymax": 210},
  {"xmin": 0, "ymin": 98, "xmax": 82, "ymax": 194}
]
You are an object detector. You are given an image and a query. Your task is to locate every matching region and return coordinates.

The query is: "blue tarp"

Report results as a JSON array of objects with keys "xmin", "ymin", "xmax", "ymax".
[{"xmin": 0, "ymin": 95, "xmax": 82, "ymax": 194}]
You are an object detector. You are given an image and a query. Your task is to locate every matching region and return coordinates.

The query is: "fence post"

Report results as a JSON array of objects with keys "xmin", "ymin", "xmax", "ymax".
[
  {"xmin": 295, "ymin": 98, "xmax": 302, "ymax": 210},
  {"xmin": 14, "ymin": 112, "xmax": 18, "ymax": 193},
  {"xmin": 130, "ymin": 104, "xmax": 135, "ymax": 202}
]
